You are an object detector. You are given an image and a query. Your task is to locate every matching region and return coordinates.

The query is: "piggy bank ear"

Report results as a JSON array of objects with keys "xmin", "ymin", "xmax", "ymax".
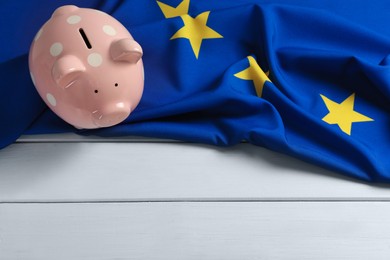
[
  {"xmin": 52, "ymin": 55, "xmax": 86, "ymax": 88},
  {"xmin": 52, "ymin": 5, "xmax": 79, "ymax": 17},
  {"xmin": 110, "ymin": 38, "xmax": 143, "ymax": 64}
]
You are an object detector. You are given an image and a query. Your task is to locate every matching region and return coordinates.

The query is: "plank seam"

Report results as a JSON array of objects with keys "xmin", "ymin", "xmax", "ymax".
[{"xmin": 2, "ymin": 199, "xmax": 390, "ymax": 204}]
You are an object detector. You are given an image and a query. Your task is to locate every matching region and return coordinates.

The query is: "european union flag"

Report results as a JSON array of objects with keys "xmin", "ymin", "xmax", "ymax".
[{"xmin": 2, "ymin": 0, "xmax": 390, "ymax": 182}]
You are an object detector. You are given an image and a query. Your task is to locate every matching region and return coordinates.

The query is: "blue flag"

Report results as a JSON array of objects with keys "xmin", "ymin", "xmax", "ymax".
[{"xmin": 2, "ymin": 0, "xmax": 390, "ymax": 182}]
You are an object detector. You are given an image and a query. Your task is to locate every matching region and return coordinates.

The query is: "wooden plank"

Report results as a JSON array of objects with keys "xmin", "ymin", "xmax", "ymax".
[
  {"xmin": 16, "ymin": 133, "xmax": 175, "ymax": 143},
  {"xmin": 1, "ymin": 201, "xmax": 390, "ymax": 260},
  {"xmin": 1, "ymin": 142, "xmax": 389, "ymax": 202}
]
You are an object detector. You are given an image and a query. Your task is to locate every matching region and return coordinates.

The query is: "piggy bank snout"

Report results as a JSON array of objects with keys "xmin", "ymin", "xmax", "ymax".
[{"xmin": 92, "ymin": 103, "xmax": 131, "ymax": 127}]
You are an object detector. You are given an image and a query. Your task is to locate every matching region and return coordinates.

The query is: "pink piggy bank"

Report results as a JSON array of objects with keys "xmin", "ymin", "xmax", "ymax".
[{"xmin": 29, "ymin": 5, "xmax": 144, "ymax": 129}]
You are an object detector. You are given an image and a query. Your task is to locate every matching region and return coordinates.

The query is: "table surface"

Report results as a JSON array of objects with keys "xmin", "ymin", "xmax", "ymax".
[{"xmin": 1, "ymin": 134, "xmax": 390, "ymax": 260}]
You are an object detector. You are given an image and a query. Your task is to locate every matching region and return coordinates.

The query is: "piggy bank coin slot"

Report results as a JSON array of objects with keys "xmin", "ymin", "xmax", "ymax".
[{"xmin": 79, "ymin": 28, "xmax": 92, "ymax": 49}]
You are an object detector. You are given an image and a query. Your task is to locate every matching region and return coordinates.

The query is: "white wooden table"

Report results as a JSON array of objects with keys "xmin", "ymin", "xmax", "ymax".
[{"xmin": 1, "ymin": 134, "xmax": 390, "ymax": 259}]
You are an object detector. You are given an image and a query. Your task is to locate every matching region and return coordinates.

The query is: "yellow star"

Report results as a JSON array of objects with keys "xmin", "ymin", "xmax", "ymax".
[
  {"xmin": 157, "ymin": 0, "xmax": 190, "ymax": 18},
  {"xmin": 234, "ymin": 56, "xmax": 271, "ymax": 97},
  {"xmin": 170, "ymin": 11, "xmax": 223, "ymax": 59},
  {"xmin": 320, "ymin": 93, "xmax": 373, "ymax": 135}
]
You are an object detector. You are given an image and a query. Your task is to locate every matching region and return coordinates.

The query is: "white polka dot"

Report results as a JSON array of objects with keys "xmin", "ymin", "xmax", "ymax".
[
  {"xmin": 34, "ymin": 28, "xmax": 43, "ymax": 42},
  {"xmin": 30, "ymin": 72, "xmax": 36, "ymax": 86},
  {"xmin": 88, "ymin": 53, "xmax": 103, "ymax": 67},
  {"xmin": 67, "ymin": 15, "xmax": 81, "ymax": 24},
  {"xmin": 50, "ymin": 43, "xmax": 63, "ymax": 57},
  {"xmin": 102, "ymin": 25, "xmax": 116, "ymax": 36},
  {"xmin": 46, "ymin": 93, "xmax": 57, "ymax": 106}
]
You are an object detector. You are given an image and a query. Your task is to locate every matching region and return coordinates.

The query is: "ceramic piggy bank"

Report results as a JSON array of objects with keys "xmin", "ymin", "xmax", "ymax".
[{"xmin": 29, "ymin": 5, "xmax": 144, "ymax": 129}]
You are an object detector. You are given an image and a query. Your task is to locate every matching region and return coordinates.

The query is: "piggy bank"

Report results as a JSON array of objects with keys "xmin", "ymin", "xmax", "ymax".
[{"xmin": 29, "ymin": 5, "xmax": 144, "ymax": 129}]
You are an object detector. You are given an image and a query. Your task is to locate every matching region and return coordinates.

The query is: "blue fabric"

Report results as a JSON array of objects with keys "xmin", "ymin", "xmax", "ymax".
[{"xmin": 2, "ymin": 0, "xmax": 390, "ymax": 182}]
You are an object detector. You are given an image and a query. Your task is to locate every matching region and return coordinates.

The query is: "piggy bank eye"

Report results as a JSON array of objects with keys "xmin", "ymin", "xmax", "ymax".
[
  {"xmin": 94, "ymin": 89, "xmax": 98, "ymax": 93},
  {"xmin": 114, "ymin": 83, "xmax": 118, "ymax": 87}
]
